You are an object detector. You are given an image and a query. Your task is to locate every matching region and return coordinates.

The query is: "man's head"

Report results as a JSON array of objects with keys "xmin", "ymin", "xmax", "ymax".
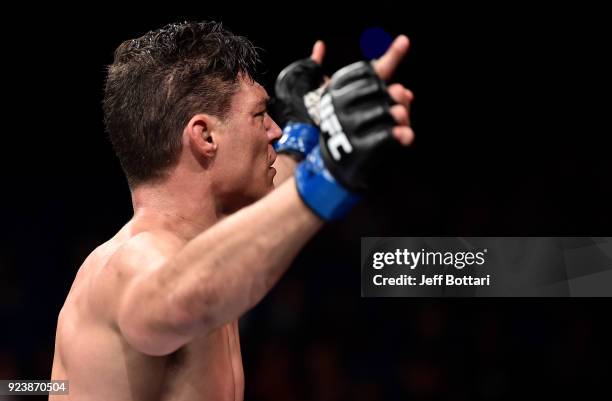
[{"xmin": 104, "ymin": 21, "xmax": 280, "ymax": 204}]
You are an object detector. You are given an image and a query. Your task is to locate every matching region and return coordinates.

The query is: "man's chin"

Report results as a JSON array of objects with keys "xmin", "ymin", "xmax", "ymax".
[
  {"xmin": 266, "ymin": 166, "xmax": 277, "ymax": 189},
  {"xmin": 250, "ymin": 168, "xmax": 277, "ymax": 199}
]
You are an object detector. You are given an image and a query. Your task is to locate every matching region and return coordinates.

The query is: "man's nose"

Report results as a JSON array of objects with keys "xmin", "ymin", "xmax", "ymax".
[{"xmin": 267, "ymin": 115, "xmax": 282, "ymax": 142}]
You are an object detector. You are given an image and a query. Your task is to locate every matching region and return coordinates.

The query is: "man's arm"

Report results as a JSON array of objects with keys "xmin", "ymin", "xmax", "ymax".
[{"xmin": 118, "ymin": 177, "xmax": 322, "ymax": 355}]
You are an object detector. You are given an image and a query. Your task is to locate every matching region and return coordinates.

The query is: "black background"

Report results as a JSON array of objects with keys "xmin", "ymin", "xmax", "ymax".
[{"xmin": 2, "ymin": 4, "xmax": 611, "ymax": 400}]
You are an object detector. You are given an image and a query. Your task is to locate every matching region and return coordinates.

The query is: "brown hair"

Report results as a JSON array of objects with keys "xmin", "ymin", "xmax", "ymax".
[{"xmin": 103, "ymin": 21, "xmax": 261, "ymax": 187}]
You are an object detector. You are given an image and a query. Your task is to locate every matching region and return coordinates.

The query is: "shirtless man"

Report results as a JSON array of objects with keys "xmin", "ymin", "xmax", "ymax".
[{"xmin": 51, "ymin": 21, "xmax": 414, "ymax": 400}]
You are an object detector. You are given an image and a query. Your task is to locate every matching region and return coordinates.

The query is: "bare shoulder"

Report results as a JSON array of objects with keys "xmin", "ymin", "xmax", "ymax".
[
  {"xmin": 86, "ymin": 229, "xmax": 187, "ymax": 325},
  {"xmin": 114, "ymin": 230, "xmax": 187, "ymax": 270}
]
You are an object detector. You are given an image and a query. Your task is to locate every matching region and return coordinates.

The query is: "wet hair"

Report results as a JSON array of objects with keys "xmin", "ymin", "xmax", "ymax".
[{"xmin": 103, "ymin": 21, "xmax": 261, "ymax": 187}]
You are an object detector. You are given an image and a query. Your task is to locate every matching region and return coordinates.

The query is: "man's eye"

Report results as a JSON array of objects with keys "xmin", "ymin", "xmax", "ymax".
[{"xmin": 255, "ymin": 110, "xmax": 266, "ymax": 117}]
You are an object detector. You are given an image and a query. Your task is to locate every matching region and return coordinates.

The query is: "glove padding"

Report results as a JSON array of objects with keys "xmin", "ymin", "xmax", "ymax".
[
  {"xmin": 318, "ymin": 61, "xmax": 396, "ymax": 191},
  {"xmin": 295, "ymin": 61, "xmax": 398, "ymax": 220},
  {"xmin": 270, "ymin": 58, "xmax": 325, "ymax": 127},
  {"xmin": 270, "ymin": 59, "xmax": 325, "ymax": 159}
]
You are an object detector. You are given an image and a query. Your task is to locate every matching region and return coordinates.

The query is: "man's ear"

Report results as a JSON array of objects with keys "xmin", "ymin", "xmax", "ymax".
[{"xmin": 186, "ymin": 113, "xmax": 218, "ymax": 157}]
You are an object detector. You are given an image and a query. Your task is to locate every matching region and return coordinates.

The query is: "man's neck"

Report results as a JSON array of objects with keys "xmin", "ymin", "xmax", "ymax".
[{"xmin": 130, "ymin": 178, "xmax": 224, "ymax": 241}]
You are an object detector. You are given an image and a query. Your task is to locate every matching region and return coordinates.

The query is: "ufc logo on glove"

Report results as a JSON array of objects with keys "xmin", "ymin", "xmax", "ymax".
[{"xmin": 320, "ymin": 93, "xmax": 353, "ymax": 161}]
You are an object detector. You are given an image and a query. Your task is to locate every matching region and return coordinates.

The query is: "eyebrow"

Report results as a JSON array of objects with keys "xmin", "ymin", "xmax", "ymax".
[{"xmin": 254, "ymin": 96, "xmax": 270, "ymax": 109}]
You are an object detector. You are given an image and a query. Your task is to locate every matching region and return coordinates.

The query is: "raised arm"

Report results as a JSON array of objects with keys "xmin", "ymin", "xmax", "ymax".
[{"xmin": 118, "ymin": 177, "xmax": 321, "ymax": 355}]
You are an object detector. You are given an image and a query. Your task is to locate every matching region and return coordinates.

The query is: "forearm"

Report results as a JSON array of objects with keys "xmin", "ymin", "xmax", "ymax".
[
  {"xmin": 160, "ymin": 177, "xmax": 321, "ymax": 336},
  {"xmin": 272, "ymin": 154, "xmax": 298, "ymax": 186}
]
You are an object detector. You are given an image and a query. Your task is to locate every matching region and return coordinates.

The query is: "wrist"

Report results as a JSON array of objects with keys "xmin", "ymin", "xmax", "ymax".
[{"xmin": 294, "ymin": 146, "xmax": 361, "ymax": 220}]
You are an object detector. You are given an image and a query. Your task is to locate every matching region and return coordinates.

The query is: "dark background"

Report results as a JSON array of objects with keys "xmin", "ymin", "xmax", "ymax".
[{"xmin": 2, "ymin": 4, "xmax": 611, "ymax": 400}]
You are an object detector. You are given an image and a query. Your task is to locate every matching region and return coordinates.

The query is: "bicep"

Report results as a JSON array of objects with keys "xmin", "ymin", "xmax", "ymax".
[
  {"xmin": 112, "ymin": 234, "xmax": 194, "ymax": 356},
  {"xmin": 117, "ymin": 270, "xmax": 192, "ymax": 356}
]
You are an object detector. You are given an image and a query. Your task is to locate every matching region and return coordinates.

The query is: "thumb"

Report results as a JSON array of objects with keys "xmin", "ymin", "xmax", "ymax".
[
  {"xmin": 310, "ymin": 40, "xmax": 326, "ymax": 65},
  {"xmin": 372, "ymin": 35, "xmax": 409, "ymax": 81}
]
